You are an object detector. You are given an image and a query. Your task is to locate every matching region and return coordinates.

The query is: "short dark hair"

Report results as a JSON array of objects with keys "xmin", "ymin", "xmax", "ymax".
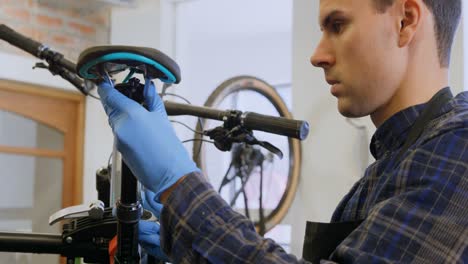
[{"xmin": 373, "ymin": 0, "xmax": 462, "ymax": 67}]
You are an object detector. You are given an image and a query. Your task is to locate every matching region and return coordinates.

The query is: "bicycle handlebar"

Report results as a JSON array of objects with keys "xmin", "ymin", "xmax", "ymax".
[
  {"xmin": 0, "ymin": 24, "xmax": 43, "ymax": 58},
  {"xmin": 0, "ymin": 24, "xmax": 309, "ymax": 140},
  {"xmin": 242, "ymin": 112, "xmax": 309, "ymax": 140},
  {"xmin": 165, "ymin": 101, "xmax": 309, "ymax": 140},
  {"xmin": 0, "ymin": 24, "xmax": 89, "ymax": 94},
  {"xmin": 0, "ymin": 24, "xmax": 75, "ymax": 73}
]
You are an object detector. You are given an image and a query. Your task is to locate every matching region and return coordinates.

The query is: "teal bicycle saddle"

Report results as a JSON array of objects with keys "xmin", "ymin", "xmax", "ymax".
[{"xmin": 76, "ymin": 45, "xmax": 181, "ymax": 84}]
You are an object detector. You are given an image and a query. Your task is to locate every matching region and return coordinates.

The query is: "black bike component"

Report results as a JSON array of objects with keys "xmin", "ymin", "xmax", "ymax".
[
  {"xmin": 256, "ymin": 141, "xmax": 283, "ymax": 159},
  {"xmin": 76, "ymin": 45, "xmax": 181, "ymax": 83},
  {"xmin": 0, "ymin": 232, "xmax": 63, "ymax": 254},
  {"xmin": 114, "ymin": 125, "xmax": 143, "ymax": 263},
  {"xmin": 61, "ymin": 208, "xmax": 117, "ymax": 263},
  {"xmin": 216, "ymin": 143, "xmax": 269, "ymax": 235},
  {"xmin": 0, "ymin": 207, "xmax": 117, "ymax": 263},
  {"xmin": 0, "ymin": 232, "xmax": 107, "ymax": 262},
  {"xmin": 165, "ymin": 101, "xmax": 309, "ymax": 140},
  {"xmin": 205, "ymin": 126, "xmax": 234, "ymax": 151},
  {"xmin": 233, "ymin": 144, "xmax": 267, "ymax": 235},
  {"xmin": 96, "ymin": 166, "xmax": 111, "ymax": 207},
  {"xmin": 117, "ymin": 200, "xmax": 142, "ymax": 224},
  {"xmin": 226, "ymin": 145, "xmax": 264, "ymax": 205},
  {"xmin": 0, "ymin": 24, "xmax": 91, "ymax": 95},
  {"xmin": 115, "ymin": 77, "xmax": 146, "ymax": 104},
  {"xmin": 0, "ymin": 24, "xmax": 48, "ymax": 61},
  {"xmin": 204, "ymin": 126, "xmax": 283, "ymax": 159},
  {"xmin": 242, "ymin": 112, "xmax": 309, "ymax": 140}
]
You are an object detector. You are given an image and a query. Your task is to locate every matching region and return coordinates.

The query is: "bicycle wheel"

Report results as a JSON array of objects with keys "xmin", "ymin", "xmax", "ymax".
[{"xmin": 192, "ymin": 76, "xmax": 301, "ymax": 234}]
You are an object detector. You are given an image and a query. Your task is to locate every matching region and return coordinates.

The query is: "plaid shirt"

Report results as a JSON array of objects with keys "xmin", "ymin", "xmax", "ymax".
[{"xmin": 160, "ymin": 91, "xmax": 468, "ymax": 264}]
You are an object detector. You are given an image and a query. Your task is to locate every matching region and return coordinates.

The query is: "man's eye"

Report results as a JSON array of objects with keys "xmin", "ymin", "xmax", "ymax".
[{"xmin": 331, "ymin": 21, "xmax": 344, "ymax": 33}]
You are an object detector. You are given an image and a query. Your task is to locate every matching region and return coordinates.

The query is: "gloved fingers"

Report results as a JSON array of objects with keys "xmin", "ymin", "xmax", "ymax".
[
  {"xmin": 96, "ymin": 79, "xmax": 114, "ymax": 115},
  {"xmin": 143, "ymin": 78, "xmax": 156, "ymax": 112},
  {"xmin": 139, "ymin": 220, "xmax": 170, "ymax": 261},
  {"xmin": 139, "ymin": 221, "xmax": 161, "ymax": 245},
  {"xmin": 97, "ymin": 77, "xmax": 140, "ymax": 116},
  {"xmin": 97, "ymin": 75, "xmax": 115, "ymax": 102},
  {"xmin": 143, "ymin": 77, "xmax": 167, "ymax": 115},
  {"xmin": 142, "ymin": 190, "xmax": 163, "ymax": 218}
]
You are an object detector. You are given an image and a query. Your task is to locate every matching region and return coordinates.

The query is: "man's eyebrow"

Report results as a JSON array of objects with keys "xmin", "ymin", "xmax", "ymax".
[{"xmin": 320, "ymin": 10, "xmax": 345, "ymax": 29}]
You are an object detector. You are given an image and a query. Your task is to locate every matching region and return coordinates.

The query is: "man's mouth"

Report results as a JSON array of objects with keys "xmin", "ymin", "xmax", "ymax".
[
  {"xmin": 326, "ymin": 79, "xmax": 341, "ymax": 96},
  {"xmin": 326, "ymin": 79, "xmax": 340, "ymax": 85}
]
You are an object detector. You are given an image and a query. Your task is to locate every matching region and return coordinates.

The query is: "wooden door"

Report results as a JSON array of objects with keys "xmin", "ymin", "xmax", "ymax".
[{"xmin": 0, "ymin": 79, "xmax": 85, "ymax": 263}]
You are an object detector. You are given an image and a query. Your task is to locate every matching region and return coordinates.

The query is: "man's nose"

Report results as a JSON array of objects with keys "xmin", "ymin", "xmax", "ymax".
[{"xmin": 310, "ymin": 38, "xmax": 335, "ymax": 69}]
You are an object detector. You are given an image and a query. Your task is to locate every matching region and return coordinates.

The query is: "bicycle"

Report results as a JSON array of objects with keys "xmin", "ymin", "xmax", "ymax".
[{"xmin": 0, "ymin": 24, "xmax": 309, "ymax": 263}]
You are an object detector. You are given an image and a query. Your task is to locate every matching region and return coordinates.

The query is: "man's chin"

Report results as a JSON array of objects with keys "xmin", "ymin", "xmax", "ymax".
[{"xmin": 337, "ymin": 102, "xmax": 368, "ymax": 118}]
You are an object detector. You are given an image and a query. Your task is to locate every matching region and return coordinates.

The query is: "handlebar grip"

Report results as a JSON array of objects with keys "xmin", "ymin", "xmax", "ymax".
[
  {"xmin": 0, "ymin": 24, "xmax": 44, "ymax": 58},
  {"xmin": 165, "ymin": 101, "xmax": 310, "ymax": 140},
  {"xmin": 242, "ymin": 112, "xmax": 309, "ymax": 140},
  {"xmin": 164, "ymin": 101, "xmax": 228, "ymax": 120}
]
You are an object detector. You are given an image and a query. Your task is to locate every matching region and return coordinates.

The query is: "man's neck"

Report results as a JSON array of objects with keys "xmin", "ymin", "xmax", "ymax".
[{"xmin": 371, "ymin": 68, "xmax": 449, "ymax": 127}]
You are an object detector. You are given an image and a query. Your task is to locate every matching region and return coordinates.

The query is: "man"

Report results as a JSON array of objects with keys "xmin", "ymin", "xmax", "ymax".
[{"xmin": 98, "ymin": 0, "xmax": 467, "ymax": 262}]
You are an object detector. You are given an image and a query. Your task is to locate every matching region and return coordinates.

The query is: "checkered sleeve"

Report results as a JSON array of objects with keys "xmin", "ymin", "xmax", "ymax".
[
  {"xmin": 159, "ymin": 172, "xmax": 309, "ymax": 264},
  {"xmin": 159, "ymin": 127, "xmax": 468, "ymax": 263},
  {"xmin": 325, "ymin": 127, "xmax": 468, "ymax": 263}
]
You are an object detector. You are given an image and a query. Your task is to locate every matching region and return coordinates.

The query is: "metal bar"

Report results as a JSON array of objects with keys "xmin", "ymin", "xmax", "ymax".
[
  {"xmin": 115, "ymin": 161, "xmax": 140, "ymax": 263},
  {"xmin": 0, "ymin": 232, "xmax": 63, "ymax": 254}
]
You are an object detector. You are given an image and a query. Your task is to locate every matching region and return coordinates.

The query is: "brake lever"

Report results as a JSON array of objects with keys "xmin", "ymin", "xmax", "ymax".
[
  {"xmin": 255, "ymin": 140, "xmax": 283, "ymax": 159},
  {"xmin": 205, "ymin": 126, "xmax": 283, "ymax": 159},
  {"xmin": 32, "ymin": 62, "xmax": 48, "ymax": 70},
  {"xmin": 237, "ymin": 132, "xmax": 283, "ymax": 159}
]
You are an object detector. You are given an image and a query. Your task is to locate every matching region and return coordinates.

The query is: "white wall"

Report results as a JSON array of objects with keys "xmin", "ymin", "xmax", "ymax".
[
  {"xmin": 110, "ymin": 0, "xmax": 161, "ymax": 48},
  {"xmin": 171, "ymin": 0, "xmax": 292, "ymax": 147},
  {"xmin": 171, "ymin": 28, "xmax": 293, "ymax": 142},
  {"xmin": 289, "ymin": 0, "xmax": 465, "ymax": 256}
]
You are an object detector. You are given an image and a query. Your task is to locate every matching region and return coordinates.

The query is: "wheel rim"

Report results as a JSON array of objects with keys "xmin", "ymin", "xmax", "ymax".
[{"xmin": 192, "ymin": 76, "xmax": 301, "ymax": 234}]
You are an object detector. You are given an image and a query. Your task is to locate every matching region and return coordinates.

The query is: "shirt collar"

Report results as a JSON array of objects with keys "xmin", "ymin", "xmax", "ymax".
[
  {"xmin": 370, "ymin": 104, "xmax": 424, "ymax": 159},
  {"xmin": 370, "ymin": 87, "xmax": 453, "ymax": 160}
]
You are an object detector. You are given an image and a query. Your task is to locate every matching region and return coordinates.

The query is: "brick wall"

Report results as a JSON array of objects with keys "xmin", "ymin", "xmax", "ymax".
[{"xmin": 0, "ymin": 0, "xmax": 111, "ymax": 62}]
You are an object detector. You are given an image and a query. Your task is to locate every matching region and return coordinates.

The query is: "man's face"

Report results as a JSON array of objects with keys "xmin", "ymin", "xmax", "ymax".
[{"xmin": 312, "ymin": 0, "xmax": 406, "ymax": 118}]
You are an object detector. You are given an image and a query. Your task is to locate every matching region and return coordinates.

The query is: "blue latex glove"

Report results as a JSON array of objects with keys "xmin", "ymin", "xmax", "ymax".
[
  {"xmin": 139, "ymin": 220, "xmax": 170, "ymax": 262},
  {"xmin": 142, "ymin": 189, "xmax": 163, "ymax": 219},
  {"xmin": 98, "ymin": 77, "xmax": 199, "ymax": 200}
]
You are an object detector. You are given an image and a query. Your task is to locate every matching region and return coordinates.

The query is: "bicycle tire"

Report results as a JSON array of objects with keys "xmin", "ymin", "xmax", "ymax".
[{"xmin": 192, "ymin": 75, "xmax": 301, "ymax": 233}]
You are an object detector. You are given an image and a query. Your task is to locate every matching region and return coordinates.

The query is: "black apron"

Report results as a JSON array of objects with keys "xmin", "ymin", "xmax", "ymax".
[{"xmin": 302, "ymin": 88, "xmax": 453, "ymax": 263}]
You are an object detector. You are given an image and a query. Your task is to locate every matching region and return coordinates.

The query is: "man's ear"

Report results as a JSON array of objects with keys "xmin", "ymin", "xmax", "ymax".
[{"xmin": 398, "ymin": 0, "xmax": 423, "ymax": 47}]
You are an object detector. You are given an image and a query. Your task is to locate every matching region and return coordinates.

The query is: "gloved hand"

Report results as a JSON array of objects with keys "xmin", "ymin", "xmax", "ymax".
[
  {"xmin": 98, "ymin": 77, "xmax": 200, "ymax": 201},
  {"xmin": 139, "ymin": 220, "xmax": 170, "ymax": 262},
  {"xmin": 142, "ymin": 188, "xmax": 163, "ymax": 218}
]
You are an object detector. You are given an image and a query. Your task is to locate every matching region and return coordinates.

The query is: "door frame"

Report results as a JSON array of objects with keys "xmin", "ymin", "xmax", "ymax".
[{"xmin": 0, "ymin": 79, "xmax": 85, "ymax": 207}]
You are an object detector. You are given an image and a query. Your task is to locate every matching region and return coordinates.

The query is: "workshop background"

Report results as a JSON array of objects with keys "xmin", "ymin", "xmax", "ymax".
[{"xmin": 0, "ymin": 0, "xmax": 465, "ymax": 261}]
